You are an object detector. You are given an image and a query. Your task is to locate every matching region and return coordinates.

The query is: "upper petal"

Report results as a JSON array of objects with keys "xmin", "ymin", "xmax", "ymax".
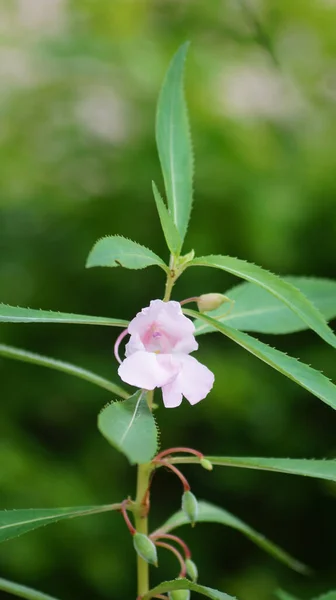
[{"xmin": 118, "ymin": 351, "xmax": 175, "ymax": 390}]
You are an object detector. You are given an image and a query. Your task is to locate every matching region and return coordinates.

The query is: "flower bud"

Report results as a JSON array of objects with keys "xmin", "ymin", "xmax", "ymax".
[
  {"xmin": 168, "ymin": 590, "xmax": 190, "ymax": 600},
  {"xmin": 197, "ymin": 293, "xmax": 230, "ymax": 313},
  {"xmin": 200, "ymin": 457, "xmax": 213, "ymax": 471},
  {"xmin": 182, "ymin": 490, "xmax": 198, "ymax": 526},
  {"xmin": 185, "ymin": 558, "xmax": 198, "ymax": 582},
  {"xmin": 133, "ymin": 532, "xmax": 158, "ymax": 567}
]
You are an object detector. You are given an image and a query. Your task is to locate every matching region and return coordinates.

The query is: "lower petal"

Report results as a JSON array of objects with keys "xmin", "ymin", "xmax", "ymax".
[
  {"xmin": 179, "ymin": 355, "xmax": 215, "ymax": 405},
  {"xmin": 118, "ymin": 351, "xmax": 173, "ymax": 390},
  {"xmin": 162, "ymin": 379, "xmax": 183, "ymax": 408}
]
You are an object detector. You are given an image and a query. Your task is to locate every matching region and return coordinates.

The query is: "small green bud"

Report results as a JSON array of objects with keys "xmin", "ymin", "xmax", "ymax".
[
  {"xmin": 168, "ymin": 590, "xmax": 190, "ymax": 600},
  {"xmin": 178, "ymin": 249, "xmax": 195, "ymax": 267},
  {"xmin": 133, "ymin": 532, "xmax": 158, "ymax": 567},
  {"xmin": 197, "ymin": 293, "xmax": 230, "ymax": 313},
  {"xmin": 185, "ymin": 558, "xmax": 198, "ymax": 582},
  {"xmin": 182, "ymin": 490, "xmax": 198, "ymax": 526},
  {"xmin": 200, "ymin": 457, "xmax": 213, "ymax": 471}
]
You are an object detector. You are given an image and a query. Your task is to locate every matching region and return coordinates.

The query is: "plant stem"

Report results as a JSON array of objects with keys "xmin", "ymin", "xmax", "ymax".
[
  {"xmin": 135, "ymin": 390, "xmax": 154, "ymax": 596},
  {"xmin": 163, "ymin": 256, "xmax": 176, "ymax": 302}
]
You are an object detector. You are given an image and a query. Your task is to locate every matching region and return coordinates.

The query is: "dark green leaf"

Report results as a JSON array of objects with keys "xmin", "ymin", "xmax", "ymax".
[
  {"xmin": 0, "ymin": 576, "xmax": 61, "ymax": 600},
  {"xmin": 186, "ymin": 309, "xmax": 336, "ymax": 411},
  {"xmin": 0, "ymin": 343, "xmax": 128, "ymax": 398},
  {"xmin": 98, "ymin": 390, "xmax": 158, "ymax": 464},
  {"xmin": 157, "ymin": 501, "xmax": 307, "ymax": 574},
  {"xmin": 275, "ymin": 592, "xmax": 300, "ymax": 600},
  {"xmin": 86, "ymin": 235, "xmax": 168, "ymax": 271},
  {"xmin": 156, "ymin": 43, "xmax": 193, "ymax": 243},
  {"xmin": 0, "ymin": 505, "xmax": 120, "ymax": 544},
  {"xmin": 152, "ymin": 181, "xmax": 182, "ymax": 255},
  {"xmin": 142, "ymin": 578, "xmax": 235, "ymax": 600},
  {"xmin": 194, "ymin": 277, "xmax": 336, "ymax": 336},
  {"xmin": 190, "ymin": 256, "xmax": 336, "ymax": 349},
  {"xmin": 0, "ymin": 304, "xmax": 127, "ymax": 326}
]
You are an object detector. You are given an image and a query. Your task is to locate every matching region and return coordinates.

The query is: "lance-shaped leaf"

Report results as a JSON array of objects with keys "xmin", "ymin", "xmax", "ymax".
[
  {"xmin": 0, "ymin": 343, "xmax": 128, "ymax": 398},
  {"xmin": 156, "ymin": 42, "xmax": 193, "ymax": 243},
  {"xmin": 169, "ymin": 456, "xmax": 336, "ymax": 483},
  {"xmin": 0, "ymin": 304, "xmax": 127, "ymax": 327},
  {"xmin": 185, "ymin": 309, "xmax": 336, "ymax": 411},
  {"xmin": 86, "ymin": 235, "xmax": 168, "ymax": 272},
  {"xmin": 98, "ymin": 390, "xmax": 158, "ymax": 464},
  {"xmin": 190, "ymin": 256, "xmax": 336, "ymax": 349},
  {"xmin": 157, "ymin": 501, "xmax": 308, "ymax": 574},
  {"xmin": 194, "ymin": 277, "xmax": 336, "ymax": 336},
  {"xmin": 0, "ymin": 504, "xmax": 120, "ymax": 544},
  {"xmin": 0, "ymin": 576, "xmax": 61, "ymax": 600},
  {"xmin": 152, "ymin": 181, "xmax": 182, "ymax": 255},
  {"xmin": 142, "ymin": 578, "xmax": 235, "ymax": 600}
]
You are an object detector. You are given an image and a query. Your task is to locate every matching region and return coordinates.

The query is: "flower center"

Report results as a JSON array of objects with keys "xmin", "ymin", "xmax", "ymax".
[{"xmin": 143, "ymin": 323, "xmax": 173, "ymax": 354}]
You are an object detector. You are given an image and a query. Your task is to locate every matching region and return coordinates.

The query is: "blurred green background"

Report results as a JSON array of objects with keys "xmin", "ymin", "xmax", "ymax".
[{"xmin": 0, "ymin": 0, "xmax": 336, "ymax": 598}]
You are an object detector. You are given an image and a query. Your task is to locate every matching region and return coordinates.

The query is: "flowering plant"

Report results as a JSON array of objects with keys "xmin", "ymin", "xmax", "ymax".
[{"xmin": 0, "ymin": 43, "xmax": 336, "ymax": 600}]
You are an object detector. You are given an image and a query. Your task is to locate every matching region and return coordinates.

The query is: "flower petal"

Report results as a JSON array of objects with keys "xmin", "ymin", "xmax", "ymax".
[
  {"xmin": 118, "ymin": 351, "xmax": 174, "ymax": 390},
  {"xmin": 161, "ymin": 354, "xmax": 214, "ymax": 407}
]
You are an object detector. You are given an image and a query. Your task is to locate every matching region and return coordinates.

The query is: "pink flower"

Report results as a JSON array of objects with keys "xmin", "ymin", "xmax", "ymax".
[{"xmin": 117, "ymin": 300, "xmax": 214, "ymax": 408}]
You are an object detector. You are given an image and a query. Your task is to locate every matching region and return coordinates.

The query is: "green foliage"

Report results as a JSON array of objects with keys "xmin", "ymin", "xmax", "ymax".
[
  {"xmin": 0, "ymin": 305, "xmax": 127, "ymax": 327},
  {"xmin": 97, "ymin": 390, "xmax": 158, "ymax": 464},
  {"xmin": 276, "ymin": 592, "xmax": 299, "ymax": 600},
  {"xmin": 0, "ymin": 343, "xmax": 128, "ymax": 398},
  {"xmin": 0, "ymin": 505, "xmax": 119, "ymax": 544},
  {"xmin": 142, "ymin": 578, "xmax": 235, "ymax": 600},
  {"xmin": 156, "ymin": 43, "xmax": 193, "ymax": 243},
  {"xmin": 187, "ymin": 309, "xmax": 336, "ymax": 411},
  {"xmin": 158, "ymin": 501, "xmax": 307, "ymax": 574},
  {"xmin": 314, "ymin": 594, "xmax": 336, "ymax": 600},
  {"xmin": 86, "ymin": 235, "xmax": 168, "ymax": 271},
  {"xmin": 198, "ymin": 457, "xmax": 336, "ymax": 482},
  {"xmin": 191, "ymin": 256, "xmax": 336, "ymax": 349},
  {"xmin": 0, "ymin": 576, "xmax": 61, "ymax": 600},
  {"xmin": 152, "ymin": 181, "xmax": 182, "ymax": 256},
  {"xmin": 194, "ymin": 277, "xmax": 336, "ymax": 336}
]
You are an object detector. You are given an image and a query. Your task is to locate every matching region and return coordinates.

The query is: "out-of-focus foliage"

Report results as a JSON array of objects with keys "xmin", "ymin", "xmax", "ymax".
[{"xmin": 0, "ymin": 1, "xmax": 335, "ymax": 599}]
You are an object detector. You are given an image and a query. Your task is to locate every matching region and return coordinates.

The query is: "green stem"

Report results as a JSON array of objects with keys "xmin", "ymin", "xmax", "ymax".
[
  {"xmin": 135, "ymin": 264, "xmax": 175, "ymax": 595},
  {"xmin": 0, "ymin": 577, "xmax": 60, "ymax": 600},
  {"xmin": 134, "ymin": 461, "xmax": 152, "ymax": 596}
]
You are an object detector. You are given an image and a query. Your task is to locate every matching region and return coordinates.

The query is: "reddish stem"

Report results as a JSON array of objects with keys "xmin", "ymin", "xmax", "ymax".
[
  {"xmin": 153, "ymin": 460, "xmax": 190, "ymax": 492},
  {"xmin": 155, "ymin": 447, "xmax": 203, "ymax": 461},
  {"xmin": 179, "ymin": 296, "xmax": 199, "ymax": 306},
  {"xmin": 114, "ymin": 328, "xmax": 129, "ymax": 364},
  {"xmin": 120, "ymin": 500, "xmax": 136, "ymax": 535},
  {"xmin": 155, "ymin": 541, "xmax": 187, "ymax": 578},
  {"xmin": 151, "ymin": 533, "xmax": 191, "ymax": 559}
]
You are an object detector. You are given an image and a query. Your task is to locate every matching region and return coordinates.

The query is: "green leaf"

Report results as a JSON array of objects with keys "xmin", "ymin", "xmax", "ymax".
[
  {"xmin": 156, "ymin": 42, "xmax": 193, "ymax": 243},
  {"xmin": 0, "ymin": 504, "xmax": 120, "ymax": 544},
  {"xmin": 186, "ymin": 309, "xmax": 336, "ymax": 411},
  {"xmin": 98, "ymin": 390, "xmax": 158, "ymax": 464},
  {"xmin": 0, "ymin": 576, "xmax": 61, "ymax": 600},
  {"xmin": 0, "ymin": 304, "xmax": 128, "ymax": 326},
  {"xmin": 170, "ymin": 456, "xmax": 336, "ymax": 483},
  {"xmin": 152, "ymin": 181, "xmax": 182, "ymax": 255},
  {"xmin": 142, "ymin": 578, "xmax": 235, "ymax": 600},
  {"xmin": 275, "ymin": 592, "xmax": 300, "ymax": 600},
  {"xmin": 313, "ymin": 594, "xmax": 336, "ymax": 600},
  {"xmin": 157, "ymin": 501, "xmax": 307, "ymax": 574},
  {"xmin": 86, "ymin": 235, "xmax": 168, "ymax": 271},
  {"xmin": 194, "ymin": 277, "xmax": 336, "ymax": 336},
  {"xmin": 0, "ymin": 343, "xmax": 128, "ymax": 398},
  {"xmin": 190, "ymin": 256, "xmax": 336, "ymax": 349}
]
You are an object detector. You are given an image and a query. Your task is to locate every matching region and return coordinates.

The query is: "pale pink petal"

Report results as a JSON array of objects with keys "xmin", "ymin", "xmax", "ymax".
[
  {"xmin": 118, "ymin": 351, "xmax": 173, "ymax": 390},
  {"xmin": 125, "ymin": 332, "xmax": 145, "ymax": 357},
  {"xmin": 162, "ymin": 379, "xmax": 183, "ymax": 408},
  {"xmin": 161, "ymin": 354, "xmax": 214, "ymax": 407},
  {"xmin": 179, "ymin": 355, "xmax": 214, "ymax": 405},
  {"xmin": 174, "ymin": 334, "xmax": 198, "ymax": 354},
  {"xmin": 128, "ymin": 300, "xmax": 196, "ymax": 353}
]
